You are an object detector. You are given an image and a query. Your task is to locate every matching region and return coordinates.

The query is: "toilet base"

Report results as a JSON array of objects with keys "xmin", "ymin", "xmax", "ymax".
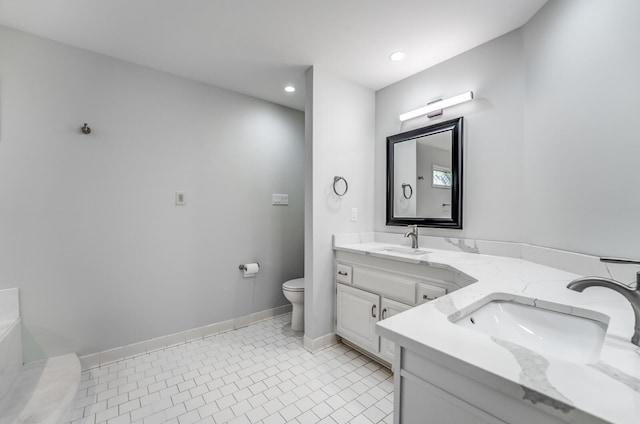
[{"xmin": 291, "ymin": 305, "xmax": 304, "ymax": 332}]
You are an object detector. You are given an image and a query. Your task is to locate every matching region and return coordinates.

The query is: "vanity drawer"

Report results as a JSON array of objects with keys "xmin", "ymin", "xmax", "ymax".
[
  {"xmin": 417, "ymin": 283, "xmax": 447, "ymax": 303},
  {"xmin": 352, "ymin": 267, "xmax": 416, "ymax": 304},
  {"xmin": 336, "ymin": 264, "xmax": 353, "ymax": 284}
]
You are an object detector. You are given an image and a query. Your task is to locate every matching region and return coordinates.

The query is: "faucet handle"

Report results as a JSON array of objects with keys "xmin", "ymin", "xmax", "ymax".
[{"xmin": 599, "ymin": 257, "xmax": 640, "ymax": 289}]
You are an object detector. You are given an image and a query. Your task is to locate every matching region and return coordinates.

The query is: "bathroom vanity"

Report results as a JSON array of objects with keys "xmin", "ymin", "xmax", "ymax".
[
  {"xmin": 335, "ymin": 247, "xmax": 468, "ymax": 364},
  {"xmin": 334, "ymin": 233, "xmax": 640, "ymax": 424}
]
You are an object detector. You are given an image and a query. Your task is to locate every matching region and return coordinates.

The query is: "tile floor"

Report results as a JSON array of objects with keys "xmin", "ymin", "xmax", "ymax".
[{"xmin": 68, "ymin": 314, "xmax": 394, "ymax": 424}]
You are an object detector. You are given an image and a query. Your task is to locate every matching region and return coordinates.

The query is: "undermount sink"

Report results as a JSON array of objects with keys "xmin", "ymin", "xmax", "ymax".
[
  {"xmin": 453, "ymin": 298, "xmax": 609, "ymax": 364},
  {"xmin": 374, "ymin": 246, "xmax": 431, "ymax": 256}
]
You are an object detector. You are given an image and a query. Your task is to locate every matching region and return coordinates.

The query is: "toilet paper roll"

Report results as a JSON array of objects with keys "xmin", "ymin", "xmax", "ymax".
[{"xmin": 243, "ymin": 263, "xmax": 260, "ymax": 278}]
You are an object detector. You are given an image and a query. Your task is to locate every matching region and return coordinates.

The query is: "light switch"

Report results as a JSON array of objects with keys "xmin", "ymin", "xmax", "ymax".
[
  {"xmin": 351, "ymin": 207, "xmax": 357, "ymax": 222},
  {"xmin": 175, "ymin": 191, "xmax": 186, "ymax": 206},
  {"xmin": 272, "ymin": 194, "xmax": 289, "ymax": 205}
]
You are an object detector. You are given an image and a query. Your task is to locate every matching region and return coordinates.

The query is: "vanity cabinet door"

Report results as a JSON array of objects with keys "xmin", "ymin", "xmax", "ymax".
[
  {"xmin": 336, "ymin": 284, "xmax": 381, "ymax": 353},
  {"xmin": 379, "ymin": 298, "xmax": 412, "ymax": 363},
  {"xmin": 400, "ymin": 373, "xmax": 507, "ymax": 424}
]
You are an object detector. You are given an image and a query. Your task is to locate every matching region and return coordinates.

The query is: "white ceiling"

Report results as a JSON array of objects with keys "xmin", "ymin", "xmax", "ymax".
[{"xmin": 0, "ymin": 0, "xmax": 547, "ymax": 111}]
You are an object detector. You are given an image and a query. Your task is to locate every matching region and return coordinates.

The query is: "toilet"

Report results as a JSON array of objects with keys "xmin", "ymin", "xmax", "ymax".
[{"xmin": 282, "ymin": 278, "xmax": 304, "ymax": 331}]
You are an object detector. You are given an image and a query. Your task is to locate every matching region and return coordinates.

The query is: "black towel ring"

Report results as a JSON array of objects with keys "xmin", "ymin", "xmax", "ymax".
[
  {"xmin": 333, "ymin": 176, "xmax": 348, "ymax": 196},
  {"xmin": 402, "ymin": 183, "xmax": 413, "ymax": 199}
]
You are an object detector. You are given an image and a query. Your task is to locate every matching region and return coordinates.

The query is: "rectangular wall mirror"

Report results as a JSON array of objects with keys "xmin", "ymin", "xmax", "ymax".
[{"xmin": 386, "ymin": 117, "xmax": 463, "ymax": 229}]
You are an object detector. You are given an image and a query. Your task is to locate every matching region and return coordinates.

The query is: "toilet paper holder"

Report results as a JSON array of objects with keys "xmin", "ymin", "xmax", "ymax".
[{"xmin": 239, "ymin": 263, "xmax": 260, "ymax": 271}]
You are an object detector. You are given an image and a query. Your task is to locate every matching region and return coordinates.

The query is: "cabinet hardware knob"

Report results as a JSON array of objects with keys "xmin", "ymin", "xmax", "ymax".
[
  {"xmin": 381, "ymin": 308, "xmax": 387, "ymax": 319},
  {"xmin": 371, "ymin": 305, "xmax": 377, "ymax": 318}
]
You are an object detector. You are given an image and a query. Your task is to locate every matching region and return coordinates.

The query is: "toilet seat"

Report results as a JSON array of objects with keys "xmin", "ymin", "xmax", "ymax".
[{"xmin": 283, "ymin": 278, "xmax": 304, "ymax": 292}]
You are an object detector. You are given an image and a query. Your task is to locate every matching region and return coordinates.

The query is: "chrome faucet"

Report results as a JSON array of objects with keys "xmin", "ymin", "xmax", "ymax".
[
  {"xmin": 404, "ymin": 225, "xmax": 419, "ymax": 249},
  {"xmin": 567, "ymin": 258, "xmax": 640, "ymax": 347}
]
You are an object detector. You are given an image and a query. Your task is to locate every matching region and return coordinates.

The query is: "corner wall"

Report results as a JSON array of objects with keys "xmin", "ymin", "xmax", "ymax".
[
  {"xmin": 375, "ymin": 30, "xmax": 526, "ymax": 242},
  {"xmin": 304, "ymin": 67, "xmax": 375, "ymax": 341},
  {"xmin": 375, "ymin": 0, "xmax": 640, "ymax": 260},
  {"xmin": 0, "ymin": 25, "xmax": 305, "ymax": 362},
  {"xmin": 522, "ymin": 0, "xmax": 640, "ymax": 258}
]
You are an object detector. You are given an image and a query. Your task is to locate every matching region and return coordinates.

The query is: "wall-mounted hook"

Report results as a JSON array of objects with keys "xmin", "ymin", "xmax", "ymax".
[{"xmin": 81, "ymin": 123, "xmax": 91, "ymax": 134}]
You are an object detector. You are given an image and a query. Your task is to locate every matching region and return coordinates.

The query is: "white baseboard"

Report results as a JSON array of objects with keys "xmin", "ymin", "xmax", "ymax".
[
  {"xmin": 80, "ymin": 304, "xmax": 292, "ymax": 371},
  {"xmin": 234, "ymin": 304, "xmax": 291, "ymax": 329},
  {"xmin": 303, "ymin": 332, "xmax": 338, "ymax": 353}
]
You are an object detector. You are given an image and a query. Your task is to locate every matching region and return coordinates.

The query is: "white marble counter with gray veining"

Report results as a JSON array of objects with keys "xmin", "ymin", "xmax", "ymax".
[{"xmin": 334, "ymin": 233, "xmax": 640, "ymax": 424}]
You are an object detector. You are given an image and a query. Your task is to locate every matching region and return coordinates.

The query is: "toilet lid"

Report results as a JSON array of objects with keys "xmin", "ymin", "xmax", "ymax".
[{"xmin": 283, "ymin": 278, "xmax": 304, "ymax": 291}]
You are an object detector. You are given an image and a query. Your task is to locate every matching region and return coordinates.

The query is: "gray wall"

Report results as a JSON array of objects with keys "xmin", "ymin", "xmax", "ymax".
[
  {"xmin": 0, "ymin": 26, "xmax": 305, "ymax": 362},
  {"xmin": 416, "ymin": 144, "xmax": 452, "ymax": 218},
  {"xmin": 376, "ymin": 0, "xmax": 640, "ymax": 259},
  {"xmin": 304, "ymin": 67, "xmax": 375, "ymax": 340},
  {"xmin": 376, "ymin": 30, "xmax": 525, "ymax": 242},
  {"xmin": 393, "ymin": 140, "xmax": 417, "ymax": 217},
  {"xmin": 522, "ymin": 0, "xmax": 640, "ymax": 258}
]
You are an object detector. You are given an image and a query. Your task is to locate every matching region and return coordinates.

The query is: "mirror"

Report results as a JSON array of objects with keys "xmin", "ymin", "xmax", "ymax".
[{"xmin": 386, "ymin": 117, "xmax": 463, "ymax": 229}]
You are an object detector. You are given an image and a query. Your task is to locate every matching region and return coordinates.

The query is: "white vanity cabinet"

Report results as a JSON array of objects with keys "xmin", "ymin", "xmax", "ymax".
[
  {"xmin": 336, "ymin": 284, "xmax": 380, "ymax": 353},
  {"xmin": 399, "ymin": 371, "xmax": 506, "ymax": 424},
  {"xmin": 379, "ymin": 298, "xmax": 412, "ymax": 363},
  {"xmin": 391, "ymin": 349, "xmax": 573, "ymax": 424},
  {"xmin": 335, "ymin": 251, "xmax": 459, "ymax": 364}
]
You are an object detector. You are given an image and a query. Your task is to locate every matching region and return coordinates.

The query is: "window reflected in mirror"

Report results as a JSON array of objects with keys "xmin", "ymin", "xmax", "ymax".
[{"xmin": 432, "ymin": 165, "xmax": 452, "ymax": 188}]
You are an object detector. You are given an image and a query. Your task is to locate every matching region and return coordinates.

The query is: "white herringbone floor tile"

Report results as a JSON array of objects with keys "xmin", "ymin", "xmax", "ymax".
[{"xmin": 69, "ymin": 314, "xmax": 394, "ymax": 424}]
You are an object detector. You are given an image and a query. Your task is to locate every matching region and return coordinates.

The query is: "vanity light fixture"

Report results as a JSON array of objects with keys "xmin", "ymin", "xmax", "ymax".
[
  {"xmin": 284, "ymin": 85, "xmax": 296, "ymax": 93},
  {"xmin": 389, "ymin": 51, "xmax": 405, "ymax": 62},
  {"xmin": 399, "ymin": 91, "xmax": 474, "ymax": 122}
]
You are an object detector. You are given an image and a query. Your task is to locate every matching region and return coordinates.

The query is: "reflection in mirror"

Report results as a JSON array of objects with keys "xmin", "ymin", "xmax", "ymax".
[{"xmin": 387, "ymin": 117, "xmax": 463, "ymax": 229}]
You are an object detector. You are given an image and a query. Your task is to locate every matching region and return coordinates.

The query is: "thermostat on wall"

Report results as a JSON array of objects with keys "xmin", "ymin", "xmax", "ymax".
[{"xmin": 272, "ymin": 194, "xmax": 288, "ymax": 205}]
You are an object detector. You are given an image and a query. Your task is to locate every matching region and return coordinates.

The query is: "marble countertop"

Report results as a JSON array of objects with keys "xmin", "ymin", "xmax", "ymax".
[{"xmin": 334, "ymin": 237, "xmax": 640, "ymax": 424}]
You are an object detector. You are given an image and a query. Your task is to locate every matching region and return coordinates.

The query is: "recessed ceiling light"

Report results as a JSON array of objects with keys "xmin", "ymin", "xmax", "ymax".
[
  {"xmin": 284, "ymin": 85, "xmax": 296, "ymax": 93},
  {"xmin": 389, "ymin": 51, "xmax": 405, "ymax": 62}
]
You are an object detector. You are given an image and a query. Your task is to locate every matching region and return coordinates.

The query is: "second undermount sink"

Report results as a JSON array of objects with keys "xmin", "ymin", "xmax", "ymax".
[
  {"xmin": 374, "ymin": 246, "xmax": 431, "ymax": 256},
  {"xmin": 453, "ymin": 298, "xmax": 609, "ymax": 364}
]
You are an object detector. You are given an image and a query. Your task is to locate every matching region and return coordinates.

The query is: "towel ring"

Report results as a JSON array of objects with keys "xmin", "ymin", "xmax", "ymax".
[
  {"xmin": 402, "ymin": 183, "xmax": 413, "ymax": 199},
  {"xmin": 333, "ymin": 176, "xmax": 348, "ymax": 196}
]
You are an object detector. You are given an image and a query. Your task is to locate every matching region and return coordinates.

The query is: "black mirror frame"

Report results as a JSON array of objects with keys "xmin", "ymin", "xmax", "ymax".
[{"xmin": 386, "ymin": 117, "xmax": 463, "ymax": 229}]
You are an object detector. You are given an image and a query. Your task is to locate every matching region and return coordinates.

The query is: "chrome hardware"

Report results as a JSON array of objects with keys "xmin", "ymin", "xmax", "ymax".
[
  {"xmin": 333, "ymin": 176, "xmax": 348, "ymax": 196},
  {"xmin": 238, "ymin": 263, "xmax": 260, "ymax": 271},
  {"xmin": 81, "ymin": 123, "xmax": 91, "ymax": 134},
  {"xmin": 404, "ymin": 225, "xmax": 419, "ymax": 249},
  {"xmin": 568, "ymin": 276, "xmax": 640, "ymax": 347},
  {"xmin": 371, "ymin": 304, "xmax": 377, "ymax": 318},
  {"xmin": 426, "ymin": 98, "xmax": 444, "ymax": 118},
  {"xmin": 599, "ymin": 257, "xmax": 640, "ymax": 286},
  {"xmin": 600, "ymin": 257, "xmax": 640, "ymax": 265}
]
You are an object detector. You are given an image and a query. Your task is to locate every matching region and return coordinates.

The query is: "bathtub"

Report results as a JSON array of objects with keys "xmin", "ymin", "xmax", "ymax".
[
  {"xmin": 0, "ymin": 288, "xmax": 80, "ymax": 423},
  {"xmin": 0, "ymin": 288, "xmax": 22, "ymax": 400}
]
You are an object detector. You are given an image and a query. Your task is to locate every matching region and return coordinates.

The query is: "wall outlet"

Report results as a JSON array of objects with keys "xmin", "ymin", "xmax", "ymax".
[
  {"xmin": 351, "ymin": 207, "xmax": 357, "ymax": 222},
  {"xmin": 175, "ymin": 191, "xmax": 186, "ymax": 206},
  {"xmin": 272, "ymin": 194, "xmax": 289, "ymax": 205}
]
